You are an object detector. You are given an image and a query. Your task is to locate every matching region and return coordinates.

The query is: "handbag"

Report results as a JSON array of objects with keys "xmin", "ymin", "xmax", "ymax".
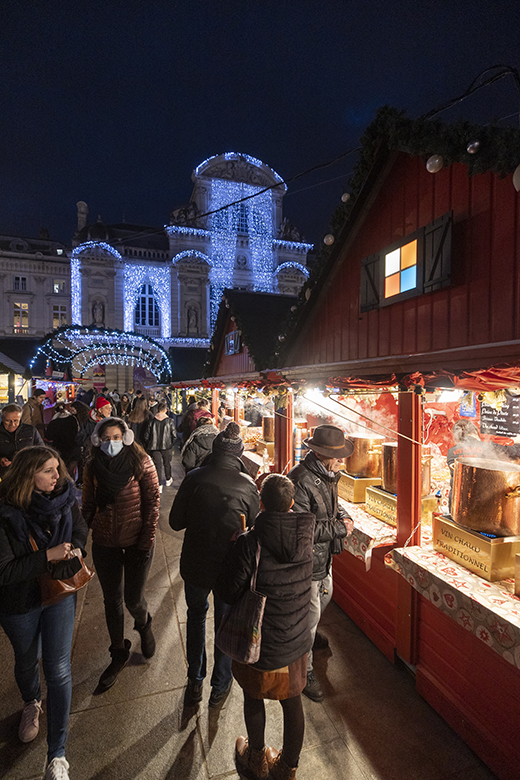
[
  {"xmin": 29, "ymin": 537, "xmax": 95, "ymax": 607},
  {"xmin": 216, "ymin": 540, "xmax": 266, "ymax": 664}
]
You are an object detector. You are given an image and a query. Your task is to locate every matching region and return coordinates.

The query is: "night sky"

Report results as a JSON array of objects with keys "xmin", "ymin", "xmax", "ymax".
[{"xmin": 2, "ymin": 0, "xmax": 519, "ymax": 248}]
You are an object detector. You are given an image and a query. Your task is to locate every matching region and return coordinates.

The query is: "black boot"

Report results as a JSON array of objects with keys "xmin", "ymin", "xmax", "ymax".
[
  {"xmin": 135, "ymin": 614, "xmax": 155, "ymax": 659},
  {"xmin": 95, "ymin": 640, "xmax": 131, "ymax": 694}
]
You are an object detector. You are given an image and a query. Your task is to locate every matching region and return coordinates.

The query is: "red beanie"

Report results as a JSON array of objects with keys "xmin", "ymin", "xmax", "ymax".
[{"xmin": 95, "ymin": 397, "xmax": 111, "ymax": 410}]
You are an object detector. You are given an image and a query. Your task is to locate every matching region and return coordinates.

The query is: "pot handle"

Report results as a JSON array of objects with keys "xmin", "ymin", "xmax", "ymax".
[{"xmin": 505, "ymin": 485, "xmax": 520, "ymax": 499}]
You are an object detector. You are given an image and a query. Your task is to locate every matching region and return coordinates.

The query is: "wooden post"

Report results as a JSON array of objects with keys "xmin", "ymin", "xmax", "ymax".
[
  {"xmin": 395, "ymin": 390, "xmax": 422, "ymax": 665},
  {"xmin": 211, "ymin": 387, "xmax": 218, "ymax": 421},
  {"xmin": 274, "ymin": 393, "xmax": 294, "ymax": 474}
]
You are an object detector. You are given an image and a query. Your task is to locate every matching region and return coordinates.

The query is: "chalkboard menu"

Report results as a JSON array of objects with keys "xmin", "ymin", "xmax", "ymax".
[{"xmin": 480, "ymin": 394, "xmax": 520, "ymax": 437}]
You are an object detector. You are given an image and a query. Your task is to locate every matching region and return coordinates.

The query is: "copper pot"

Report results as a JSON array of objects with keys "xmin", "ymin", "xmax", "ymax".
[
  {"xmin": 452, "ymin": 457, "xmax": 520, "ymax": 537},
  {"xmin": 382, "ymin": 442, "xmax": 398, "ymax": 493},
  {"xmin": 345, "ymin": 434, "xmax": 384, "ymax": 478}
]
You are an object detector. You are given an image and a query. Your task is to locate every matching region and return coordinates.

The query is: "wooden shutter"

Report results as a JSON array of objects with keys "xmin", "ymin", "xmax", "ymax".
[
  {"xmin": 360, "ymin": 253, "xmax": 381, "ymax": 312},
  {"xmin": 423, "ymin": 211, "xmax": 452, "ymax": 293}
]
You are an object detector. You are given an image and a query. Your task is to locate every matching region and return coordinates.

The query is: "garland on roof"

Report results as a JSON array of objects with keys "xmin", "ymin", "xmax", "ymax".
[{"xmin": 274, "ymin": 106, "xmax": 520, "ymax": 362}]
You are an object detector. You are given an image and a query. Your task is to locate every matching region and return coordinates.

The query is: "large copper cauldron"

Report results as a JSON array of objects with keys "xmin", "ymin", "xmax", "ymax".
[
  {"xmin": 345, "ymin": 434, "xmax": 384, "ymax": 478},
  {"xmin": 382, "ymin": 443, "xmax": 433, "ymax": 496},
  {"xmin": 452, "ymin": 457, "xmax": 520, "ymax": 537}
]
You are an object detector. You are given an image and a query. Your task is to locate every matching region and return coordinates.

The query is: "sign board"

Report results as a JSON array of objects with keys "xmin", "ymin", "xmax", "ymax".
[{"xmin": 480, "ymin": 394, "xmax": 520, "ymax": 437}]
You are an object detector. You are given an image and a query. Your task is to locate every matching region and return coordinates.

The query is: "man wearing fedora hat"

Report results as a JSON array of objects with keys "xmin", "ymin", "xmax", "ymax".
[{"xmin": 289, "ymin": 424, "xmax": 353, "ymax": 702}]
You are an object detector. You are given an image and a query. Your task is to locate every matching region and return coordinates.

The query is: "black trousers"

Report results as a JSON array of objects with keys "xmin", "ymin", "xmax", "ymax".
[
  {"xmin": 150, "ymin": 448, "xmax": 172, "ymax": 483},
  {"xmin": 92, "ymin": 543, "xmax": 153, "ymax": 648}
]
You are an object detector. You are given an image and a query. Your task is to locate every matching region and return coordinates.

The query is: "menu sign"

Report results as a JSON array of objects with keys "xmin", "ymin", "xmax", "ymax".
[{"xmin": 480, "ymin": 395, "xmax": 520, "ymax": 437}]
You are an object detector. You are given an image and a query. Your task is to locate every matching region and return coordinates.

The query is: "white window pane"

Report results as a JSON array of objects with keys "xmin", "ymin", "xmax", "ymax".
[{"xmin": 385, "ymin": 248, "xmax": 400, "ymax": 277}]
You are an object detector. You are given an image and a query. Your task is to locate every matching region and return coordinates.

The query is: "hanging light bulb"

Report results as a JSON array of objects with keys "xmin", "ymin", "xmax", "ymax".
[
  {"xmin": 513, "ymin": 163, "xmax": 520, "ymax": 192},
  {"xmin": 341, "ymin": 192, "xmax": 350, "ymax": 203},
  {"xmin": 426, "ymin": 155, "xmax": 444, "ymax": 173},
  {"xmin": 323, "ymin": 234, "xmax": 335, "ymax": 245},
  {"xmin": 466, "ymin": 140, "xmax": 480, "ymax": 154}
]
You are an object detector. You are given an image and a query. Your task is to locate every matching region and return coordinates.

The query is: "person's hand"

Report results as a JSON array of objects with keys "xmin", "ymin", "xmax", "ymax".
[
  {"xmin": 46, "ymin": 543, "xmax": 73, "ymax": 562},
  {"xmin": 345, "ymin": 518, "xmax": 354, "ymax": 536},
  {"xmin": 0, "ymin": 457, "xmax": 11, "ymax": 467}
]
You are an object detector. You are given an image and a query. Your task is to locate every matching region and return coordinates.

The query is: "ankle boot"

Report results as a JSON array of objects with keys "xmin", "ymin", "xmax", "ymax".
[
  {"xmin": 96, "ymin": 639, "xmax": 131, "ymax": 693},
  {"xmin": 136, "ymin": 614, "xmax": 155, "ymax": 658},
  {"xmin": 235, "ymin": 736, "xmax": 269, "ymax": 779},
  {"xmin": 267, "ymin": 750, "xmax": 298, "ymax": 780}
]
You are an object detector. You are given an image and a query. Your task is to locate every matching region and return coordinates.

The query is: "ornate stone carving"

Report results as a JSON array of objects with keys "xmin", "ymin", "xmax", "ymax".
[
  {"xmin": 277, "ymin": 218, "xmax": 303, "ymax": 241},
  {"xmin": 202, "ymin": 158, "xmax": 272, "ymax": 187}
]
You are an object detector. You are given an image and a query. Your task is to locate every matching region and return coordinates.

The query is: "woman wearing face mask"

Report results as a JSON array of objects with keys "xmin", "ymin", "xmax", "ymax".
[
  {"xmin": 82, "ymin": 417, "xmax": 160, "ymax": 694},
  {"xmin": 0, "ymin": 446, "xmax": 88, "ymax": 780}
]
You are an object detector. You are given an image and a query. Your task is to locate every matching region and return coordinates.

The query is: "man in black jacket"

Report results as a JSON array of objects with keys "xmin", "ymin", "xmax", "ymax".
[
  {"xmin": 169, "ymin": 422, "xmax": 259, "ymax": 707},
  {"xmin": 0, "ymin": 404, "xmax": 43, "ymax": 478},
  {"xmin": 289, "ymin": 424, "xmax": 353, "ymax": 703}
]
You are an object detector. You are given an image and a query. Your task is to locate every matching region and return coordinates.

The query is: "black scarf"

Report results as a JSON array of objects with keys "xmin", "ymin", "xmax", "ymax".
[
  {"xmin": 92, "ymin": 447, "xmax": 134, "ymax": 509},
  {"xmin": 6, "ymin": 481, "xmax": 76, "ymax": 551}
]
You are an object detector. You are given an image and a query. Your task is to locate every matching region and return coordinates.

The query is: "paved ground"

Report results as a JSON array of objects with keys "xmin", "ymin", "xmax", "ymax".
[{"xmin": 0, "ymin": 452, "xmax": 498, "ymax": 780}]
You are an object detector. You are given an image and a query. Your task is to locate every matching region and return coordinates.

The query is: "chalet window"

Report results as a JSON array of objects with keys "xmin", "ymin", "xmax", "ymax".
[
  {"xmin": 53, "ymin": 304, "xmax": 67, "ymax": 328},
  {"xmin": 225, "ymin": 331, "xmax": 241, "ymax": 355},
  {"xmin": 14, "ymin": 276, "xmax": 27, "ymax": 291},
  {"xmin": 360, "ymin": 212, "xmax": 452, "ymax": 312}
]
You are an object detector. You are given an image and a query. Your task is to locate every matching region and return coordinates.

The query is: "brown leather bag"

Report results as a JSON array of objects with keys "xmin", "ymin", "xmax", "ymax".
[{"xmin": 29, "ymin": 537, "xmax": 95, "ymax": 606}]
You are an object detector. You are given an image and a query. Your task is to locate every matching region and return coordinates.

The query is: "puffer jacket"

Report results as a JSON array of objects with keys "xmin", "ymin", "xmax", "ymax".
[
  {"xmin": 0, "ymin": 485, "xmax": 88, "ymax": 614},
  {"xmin": 169, "ymin": 452, "xmax": 259, "ymax": 588},
  {"xmin": 181, "ymin": 423, "xmax": 219, "ymax": 472},
  {"xmin": 147, "ymin": 416, "xmax": 177, "ymax": 452},
  {"xmin": 289, "ymin": 450, "xmax": 350, "ymax": 581},
  {"xmin": 81, "ymin": 454, "xmax": 159, "ymax": 550},
  {"xmin": 216, "ymin": 510, "xmax": 315, "ymax": 670}
]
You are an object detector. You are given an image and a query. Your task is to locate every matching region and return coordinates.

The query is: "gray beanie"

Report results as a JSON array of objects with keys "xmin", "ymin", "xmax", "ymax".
[{"xmin": 212, "ymin": 421, "xmax": 244, "ymax": 457}]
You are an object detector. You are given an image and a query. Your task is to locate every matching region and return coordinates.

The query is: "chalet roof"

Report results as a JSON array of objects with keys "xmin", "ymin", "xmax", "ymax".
[{"xmin": 207, "ymin": 289, "xmax": 296, "ymax": 375}]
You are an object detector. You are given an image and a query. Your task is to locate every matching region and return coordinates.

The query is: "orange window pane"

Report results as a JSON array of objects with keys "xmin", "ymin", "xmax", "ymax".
[
  {"xmin": 400, "ymin": 239, "xmax": 417, "ymax": 269},
  {"xmin": 385, "ymin": 273, "xmax": 400, "ymax": 298}
]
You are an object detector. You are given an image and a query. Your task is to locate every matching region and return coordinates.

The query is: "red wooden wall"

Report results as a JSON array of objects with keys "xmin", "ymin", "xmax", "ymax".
[
  {"xmin": 287, "ymin": 154, "xmax": 520, "ymax": 370},
  {"xmin": 214, "ymin": 320, "xmax": 256, "ymax": 378}
]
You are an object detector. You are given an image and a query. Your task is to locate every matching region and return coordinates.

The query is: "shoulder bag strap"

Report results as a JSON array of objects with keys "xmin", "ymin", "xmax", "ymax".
[{"xmin": 250, "ymin": 540, "xmax": 262, "ymax": 591}]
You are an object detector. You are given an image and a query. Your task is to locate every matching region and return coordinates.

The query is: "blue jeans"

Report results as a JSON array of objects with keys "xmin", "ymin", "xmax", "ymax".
[
  {"xmin": 184, "ymin": 582, "xmax": 232, "ymax": 693},
  {"xmin": 0, "ymin": 594, "xmax": 76, "ymax": 761}
]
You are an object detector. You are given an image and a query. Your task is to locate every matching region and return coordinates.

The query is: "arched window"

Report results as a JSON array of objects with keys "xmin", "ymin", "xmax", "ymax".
[{"xmin": 134, "ymin": 284, "xmax": 159, "ymax": 327}]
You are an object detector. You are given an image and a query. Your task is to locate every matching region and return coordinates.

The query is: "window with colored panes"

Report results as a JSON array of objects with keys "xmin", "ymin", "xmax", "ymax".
[{"xmin": 384, "ymin": 239, "xmax": 417, "ymax": 299}]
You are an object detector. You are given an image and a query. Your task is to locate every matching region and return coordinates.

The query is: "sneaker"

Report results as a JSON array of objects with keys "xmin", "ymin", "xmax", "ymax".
[
  {"xmin": 302, "ymin": 671, "xmax": 324, "ymax": 702},
  {"xmin": 185, "ymin": 678, "xmax": 203, "ymax": 705},
  {"xmin": 209, "ymin": 681, "xmax": 232, "ymax": 708},
  {"xmin": 313, "ymin": 631, "xmax": 329, "ymax": 650},
  {"xmin": 18, "ymin": 699, "xmax": 42, "ymax": 742},
  {"xmin": 159, "ymin": 485, "xmax": 163, "ymax": 493},
  {"xmin": 165, "ymin": 478, "xmax": 173, "ymax": 487},
  {"xmin": 45, "ymin": 756, "xmax": 70, "ymax": 780}
]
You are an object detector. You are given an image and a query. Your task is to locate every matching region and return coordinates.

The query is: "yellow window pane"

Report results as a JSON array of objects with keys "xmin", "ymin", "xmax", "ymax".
[
  {"xmin": 400, "ymin": 239, "xmax": 417, "ymax": 269},
  {"xmin": 385, "ymin": 273, "xmax": 400, "ymax": 298},
  {"xmin": 385, "ymin": 248, "xmax": 400, "ymax": 276}
]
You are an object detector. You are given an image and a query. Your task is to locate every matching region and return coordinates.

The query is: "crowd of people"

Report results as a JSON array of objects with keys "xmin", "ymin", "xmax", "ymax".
[{"xmin": 0, "ymin": 384, "xmax": 354, "ymax": 780}]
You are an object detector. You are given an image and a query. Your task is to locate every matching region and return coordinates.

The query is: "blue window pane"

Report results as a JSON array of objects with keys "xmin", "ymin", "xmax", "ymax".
[{"xmin": 400, "ymin": 266, "xmax": 417, "ymax": 292}]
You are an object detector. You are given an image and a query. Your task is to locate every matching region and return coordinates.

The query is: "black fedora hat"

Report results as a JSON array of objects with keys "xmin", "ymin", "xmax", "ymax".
[{"xmin": 303, "ymin": 424, "xmax": 354, "ymax": 459}]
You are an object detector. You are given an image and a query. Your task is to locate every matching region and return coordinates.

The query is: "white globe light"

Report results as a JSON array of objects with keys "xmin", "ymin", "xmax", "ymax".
[
  {"xmin": 323, "ymin": 234, "xmax": 335, "ymax": 245},
  {"xmin": 426, "ymin": 155, "xmax": 444, "ymax": 173},
  {"xmin": 341, "ymin": 192, "xmax": 350, "ymax": 203},
  {"xmin": 513, "ymin": 163, "xmax": 520, "ymax": 192}
]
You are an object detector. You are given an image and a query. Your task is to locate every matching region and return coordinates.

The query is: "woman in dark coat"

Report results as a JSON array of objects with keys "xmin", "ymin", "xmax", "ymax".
[
  {"xmin": 216, "ymin": 474, "xmax": 315, "ymax": 780},
  {"xmin": 181, "ymin": 416, "xmax": 219, "ymax": 473},
  {"xmin": 0, "ymin": 446, "xmax": 88, "ymax": 780},
  {"xmin": 45, "ymin": 403, "xmax": 79, "ymax": 476},
  {"xmin": 127, "ymin": 397, "xmax": 153, "ymax": 448}
]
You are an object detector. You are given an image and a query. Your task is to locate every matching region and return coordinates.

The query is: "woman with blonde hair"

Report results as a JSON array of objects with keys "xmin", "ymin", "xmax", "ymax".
[{"xmin": 0, "ymin": 445, "xmax": 88, "ymax": 780}]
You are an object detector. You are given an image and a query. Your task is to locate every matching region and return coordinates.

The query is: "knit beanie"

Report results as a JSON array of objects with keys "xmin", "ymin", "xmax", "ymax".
[
  {"xmin": 95, "ymin": 396, "xmax": 111, "ymax": 410},
  {"xmin": 212, "ymin": 421, "xmax": 244, "ymax": 457}
]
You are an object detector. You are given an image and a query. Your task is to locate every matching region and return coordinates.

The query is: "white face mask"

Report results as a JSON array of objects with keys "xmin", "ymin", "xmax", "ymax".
[{"xmin": 100, "ymin": 440, "xmax": 124, "ymax": 457}]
